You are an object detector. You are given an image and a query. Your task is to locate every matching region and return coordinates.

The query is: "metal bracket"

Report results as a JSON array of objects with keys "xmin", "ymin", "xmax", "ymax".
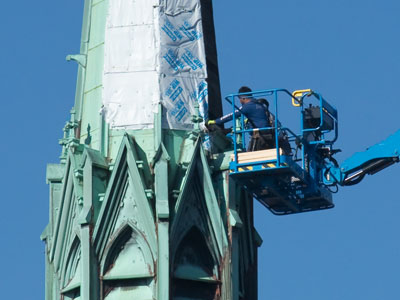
[{"xmin": 66, "ymin": 54, "xmax": 87, "ymax": 68}]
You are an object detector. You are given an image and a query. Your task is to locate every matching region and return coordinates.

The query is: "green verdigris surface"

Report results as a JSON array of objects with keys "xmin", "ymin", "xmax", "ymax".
[{"xmin": 42, "ymin": 0, "xmax": 262, "ymax": 299}]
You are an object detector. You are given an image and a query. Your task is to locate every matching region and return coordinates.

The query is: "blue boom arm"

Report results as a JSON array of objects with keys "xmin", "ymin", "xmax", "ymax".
[{"xmin": 325, "ymin": 130, "xmax": 400, "ymax": 186}]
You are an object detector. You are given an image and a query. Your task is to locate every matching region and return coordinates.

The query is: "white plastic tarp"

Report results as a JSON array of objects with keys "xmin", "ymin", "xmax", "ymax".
[{"xmin": 102, "ymin": 0, "xmax": 209, "ymax": 131}]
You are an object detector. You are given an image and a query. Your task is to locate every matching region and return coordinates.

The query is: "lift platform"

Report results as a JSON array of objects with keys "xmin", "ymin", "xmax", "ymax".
[
  {"xmin": 230, "ymin": 149, "xmax": 333, "ymax": 215},
  {"xmin": 227, "ymin": 89, "xmax": 338, "ymax": 215}
]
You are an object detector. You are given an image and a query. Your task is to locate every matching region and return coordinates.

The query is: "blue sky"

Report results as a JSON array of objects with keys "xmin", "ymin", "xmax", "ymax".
[{"xmin": 1, "ymin": 0, "xmax": 399, "ymax": 299}]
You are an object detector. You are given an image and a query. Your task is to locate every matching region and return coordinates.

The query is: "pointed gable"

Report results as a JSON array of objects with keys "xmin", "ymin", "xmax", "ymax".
[
  {"xmin": 91, "ymin": 134, "xmax": 157, "ymax": 299},
  {"xmin": 93, "ymin": 134, "xmax": 157, "ymax": 269},
  {"xmin": 171, "ymin": 141, "xmax": 228, "ymax": 259},
  {"xmin": 50, "ymin": 150, "xmax": 84, "ymax": 274},
  {"xmin": 170, "ymin": 141, "xmax": 229, "ymax": 299}
]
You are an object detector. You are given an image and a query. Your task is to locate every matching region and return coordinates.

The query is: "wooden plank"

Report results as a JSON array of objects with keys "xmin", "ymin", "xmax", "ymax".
[{"xmin": 231, "ymin": 149, "xmax": 283, "ymax": 164}]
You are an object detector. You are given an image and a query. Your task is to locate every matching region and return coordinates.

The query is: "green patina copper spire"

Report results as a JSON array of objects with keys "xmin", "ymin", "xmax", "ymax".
[{"xmin": 42, "ymin": 1, "xmax": 261, "ymax": 299}]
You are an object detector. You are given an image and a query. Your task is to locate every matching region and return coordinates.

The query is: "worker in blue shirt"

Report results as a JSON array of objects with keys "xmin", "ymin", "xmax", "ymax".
[{"xmin": 208, "ymin": 86, "xmax": 276, "ymax": 151}]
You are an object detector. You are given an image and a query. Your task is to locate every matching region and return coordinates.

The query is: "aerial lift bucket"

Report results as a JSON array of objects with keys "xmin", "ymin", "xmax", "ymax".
[{"xmin": 227, "ymin": 88, "xmax": 338, "ymax": 215}]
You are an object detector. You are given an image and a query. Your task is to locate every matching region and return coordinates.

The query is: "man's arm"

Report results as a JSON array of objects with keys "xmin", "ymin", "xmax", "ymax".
[{"xmin": 215, "ymin": 109, "xmax": 242, "ymax": 125}]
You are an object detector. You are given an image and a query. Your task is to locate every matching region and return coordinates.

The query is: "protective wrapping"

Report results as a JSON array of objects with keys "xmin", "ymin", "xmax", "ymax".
[{"xmin": 102, "ymin": 0, "xmax": 221, "ymax": 130}]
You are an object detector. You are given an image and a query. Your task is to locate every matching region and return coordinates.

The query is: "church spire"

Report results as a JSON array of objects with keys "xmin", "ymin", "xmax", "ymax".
[{"xmin": 43, "ymin": 1, "xmax": 260, "ymax": 299}]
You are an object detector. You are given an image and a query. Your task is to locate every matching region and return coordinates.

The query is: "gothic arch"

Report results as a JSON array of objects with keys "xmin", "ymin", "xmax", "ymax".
[
  {"xmin": 101, "ymin": 224, "xmax": 155, "ymax": 300},
  {"xmin": 172, "ymin": 226, "xmax": 221, "ymax": 300}
]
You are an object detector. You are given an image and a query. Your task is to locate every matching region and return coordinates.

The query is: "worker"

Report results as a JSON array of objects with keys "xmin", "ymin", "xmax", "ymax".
[{"xmin": 207, "ymin": 86, "xmax": 275, "ymax": 151}]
